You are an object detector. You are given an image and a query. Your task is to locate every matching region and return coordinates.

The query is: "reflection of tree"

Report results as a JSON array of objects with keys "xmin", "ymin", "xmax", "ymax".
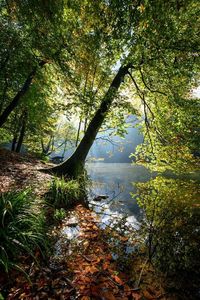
[{"xmin": 135, "ymin": 177, "xmax": 200, "ymax": 297}]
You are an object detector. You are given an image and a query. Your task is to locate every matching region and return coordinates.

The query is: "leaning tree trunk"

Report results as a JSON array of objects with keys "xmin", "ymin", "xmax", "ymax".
[
  {"xmin": 48, "ymin": 64, "xmax": 131, "ymax": 178},
  {"xmin": 0, "ymin": 61, "xmax": 46, "ymax": 128}
]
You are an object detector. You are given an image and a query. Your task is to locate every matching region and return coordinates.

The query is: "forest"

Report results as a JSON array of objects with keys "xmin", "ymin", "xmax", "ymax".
[{"xmin": 0, "ymin": 0, "xmax": 200, "ymax": 299}]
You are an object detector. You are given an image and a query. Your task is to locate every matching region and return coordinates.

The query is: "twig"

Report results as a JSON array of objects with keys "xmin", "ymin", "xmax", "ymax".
[
  {"xmin": 29, "ymin": 261, "xmax": 35, "ymax": 276},
  {"xmin": 62, "ymin": 277, "xmax": 75, "ymax": 289},
  {"xmin": 106, "ymin": 275, "xmax": 122, "ymax": 286},
  {"xmin": 80, "ymin": 254, "xmax": 92, "ymax": 263},
  {"xmin": 135, "ymin": 258, "xmax": 149, "ymax": 288}
]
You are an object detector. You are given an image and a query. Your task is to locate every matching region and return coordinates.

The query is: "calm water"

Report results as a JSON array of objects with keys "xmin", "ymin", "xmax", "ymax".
[
  {"xmin": 86, "ymin": 162, "xmax": 200, "ymax": 225},
  {"xmin": 54, "ymin": 162, "xmax": 200, "ymax": 298},
  {"xmin": 86, "ymin": 163, "xmax": 157, "ymax": 225}
]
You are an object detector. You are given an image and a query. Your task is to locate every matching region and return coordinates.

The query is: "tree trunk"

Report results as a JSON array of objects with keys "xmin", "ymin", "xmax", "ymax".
[
  {"xmin": 48, "ymin": 64, "xmax": 131, "ymax": 178},
  {"xmin": 75, "ymin": 118, "xmax": 82, "ymax": 147},
  {"xmin": 41, "ymin": 135, "xmax": 53, "ymax": 155},
  {"xmin": 11, "ymin": 135, "xmax": 17, "ymax": 151},
  {"xmin": 62, "ymin": 138, "xmax": 68, "ymax": 157},
  {"xmin": 15, "ymin": 111, "xmax": 27, "ymax": 153},
  {"xmin": 0, "ymin": 61, "xmax": 46, "ymax": 128},
  {"xmin": 11, "ymin": 113, "xmax": 21, "ymax": 151}
]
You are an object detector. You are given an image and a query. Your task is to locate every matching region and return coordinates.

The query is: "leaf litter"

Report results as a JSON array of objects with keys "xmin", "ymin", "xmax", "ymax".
[{"xmin": 0, "ymin": 149, "xmax": 168, "ymax": 299}]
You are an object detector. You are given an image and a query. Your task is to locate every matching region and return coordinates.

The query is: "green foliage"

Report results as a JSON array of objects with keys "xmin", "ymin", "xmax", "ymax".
[
  {"xmin": 46, "ymin": 177, "xmax": 84, "ymax": 208},
  {"xmin": 53, "ymin": 208, "xmax": 66, "ymax": 222},
  {"xmin": 0, "ymin": 128, "xmax": 12, "ymax": 144},
  {"xmin": 135, "ymin": 177, "xmax": 200, "ymax": 277},
  {"xmin": 0, "ymin": 190, "xmax": 47, "ymax": 273},
  {"xmin": 134, "ymin": 95, "xmax": 200, "ymax": 172},
  {"xmin": 126, "ymin": 0, "xmax": 200, "ymax": 171},
  {"xmin": 0, "ymin": 0, "xmax": 199, "ymax": 171}
]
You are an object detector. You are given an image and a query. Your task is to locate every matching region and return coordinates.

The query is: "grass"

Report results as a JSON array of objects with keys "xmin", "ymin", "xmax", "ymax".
[
  {"xmin": 0, "ymin": 190, "xmax": 48, "ymax": 273},
  {"xmin": 46, "ymin": 176, "xmax": 85, "ymax": 209},
  {"xmin": 53, "ymin": 208, "xmax": 66, "ymax": 222}
]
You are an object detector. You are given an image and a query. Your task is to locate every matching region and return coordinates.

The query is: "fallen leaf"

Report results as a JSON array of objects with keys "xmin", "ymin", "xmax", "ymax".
[
  {"xmin": 85, "ymin": 265, "xmax": 99, "ymax": 274},
  {"xmin": 132, "ymin": 291, "xmax": 142, "ymax": 300},
  {"xmin": 106, "ymin": 254, "xmax": 112, "ymax": 261},
  {"xmin": 91, "ymin": 286, "xmax": 101, "ymax": 297},
  {"xmin": 112, "ymin": 275, "xmax": 123, "ymax": 285},
  {"xmin": 101, "ymin": 291, "xmax": 116, "ymax": 300},
  {"xmin": 119, "ymin": 236, "xmax": 129, "ymax": 242},
  {"xmin": 143, "ymin": 290, "xmax": 155, "ymax": 299},
  {"xmin": 124, "ymin": 285, "xmax": 131, "ymax": 296},
  {"xmin": 103, "ymin": 261, "xmax": 110, "ymax": 270}
]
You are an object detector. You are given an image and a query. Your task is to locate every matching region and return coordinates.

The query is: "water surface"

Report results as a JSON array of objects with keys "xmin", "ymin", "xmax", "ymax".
[
  {"xmin": 86, "ymin": 162, "xmax": 200, "ymax": 226},
  {"xmin": 86, "ymin": 163, "xmax": 156, "ymax": 224}
]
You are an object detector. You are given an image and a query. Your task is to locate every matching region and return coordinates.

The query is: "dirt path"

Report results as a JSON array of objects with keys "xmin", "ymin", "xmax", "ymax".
[{"xmin": 0, "ymin": 149, "xmax": 52, "ymax": 195}]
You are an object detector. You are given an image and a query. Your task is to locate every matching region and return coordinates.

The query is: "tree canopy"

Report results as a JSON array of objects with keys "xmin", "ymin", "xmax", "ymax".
[{"xmin": 0, "ymin": 0, "xmax": 199, "ymax": 175}]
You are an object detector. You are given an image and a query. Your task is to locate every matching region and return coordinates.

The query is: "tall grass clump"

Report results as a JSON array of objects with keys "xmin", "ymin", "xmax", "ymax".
[
  {"xmin": 0, "ymin": 190, "xmax": 47, "ymax": 273},
  {"xmin": 46, "ymin": 176, "xmax": 85, "ymax": 209}
]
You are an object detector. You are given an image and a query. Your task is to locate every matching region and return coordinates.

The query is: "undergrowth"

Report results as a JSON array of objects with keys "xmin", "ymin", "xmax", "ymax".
[
  {"xmin": 0, "ymin": 190, "xmax": 48, "ymax": 273},
  {"xmin": 46, "ymin": 176, "xmax": 86, "ymax": 209}
]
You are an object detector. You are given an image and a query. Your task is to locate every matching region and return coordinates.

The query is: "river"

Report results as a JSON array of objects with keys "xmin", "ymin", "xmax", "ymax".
[
  {"xmin": 86, "ymin": 162, "xmax": 157, "ymax": 227},
  {"xmin": 86, "ymin": 162, "xmax": 200, "ymax": 226},
  {"xmin": 54, "ymin": 162, "xmax": 200, "ymax": 298}
]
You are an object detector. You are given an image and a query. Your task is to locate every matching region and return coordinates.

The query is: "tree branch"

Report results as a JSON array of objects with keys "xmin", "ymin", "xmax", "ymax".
[
  {"xmin": 127, "ymin": 71, "xmax": 155, "ymax": 156},
  {"xmin": 139, "ymin": 67, "xmax": 167, "ymax": 96}
]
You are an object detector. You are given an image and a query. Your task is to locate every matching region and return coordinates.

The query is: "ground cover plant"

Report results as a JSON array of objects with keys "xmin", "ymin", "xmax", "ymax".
[
  {"xmin": 0, "ymin": 190, "xmax": 47, "ymax": 273},
  {"xmin": 46, "ymin": 176, "xmax": 86, "ymax": 209}
]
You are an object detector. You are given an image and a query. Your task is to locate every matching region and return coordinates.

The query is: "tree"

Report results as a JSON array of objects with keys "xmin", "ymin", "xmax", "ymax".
[
  {"xmin": 0, "ymin": 61, "xmax": 46, "ymax": 128},
  {"xmin": 135, "ymin": 176, "xmax": 200, "ymax": 297},
  {"xmin": 48, "ymin": 0, "xmax": 200, "ymax": 177},
  {"xmin": 127, "ymin": 0, "xmax": 200, "ymax": 172},
  {"xmin": 48, "ymin": 64, "xmax": 132, "ymax": 177},
  {"xmin": 1, "ymin": 0, "xmax": 199, "ymax": 176},
  {"xmin": 0, "ymin": 0, "xmax": 77, "ymax": 128}
]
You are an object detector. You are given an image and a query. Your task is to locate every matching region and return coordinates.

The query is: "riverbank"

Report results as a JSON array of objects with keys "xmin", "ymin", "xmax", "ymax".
[
  {"xmin": 0, "ymin": 150, "xmax": 199, "ymax": 299},
  {"xmin": 1, "ymin": 204, "xmax": 165, "ymax": 300},
  {"xmin": 0, "ymin": 150, "xmax": 164, "ymax": 299}
]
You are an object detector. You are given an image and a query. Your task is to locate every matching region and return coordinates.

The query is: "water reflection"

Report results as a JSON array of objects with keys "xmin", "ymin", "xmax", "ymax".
[
  {"xmin": 135, "ymin": 177, "xmax": 200, "ymax": 299},
  {"xmin": 87, "ymin": 162, "xmax": 200, "ymax": 297},
  {"xmin": 87, "ymin": 162, "xmax": 156, "ymax": 218}
]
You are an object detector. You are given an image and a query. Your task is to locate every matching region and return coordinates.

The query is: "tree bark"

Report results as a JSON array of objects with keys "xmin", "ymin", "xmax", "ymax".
[
  {"xmin": 0, "ymin": 61, "xmax": 46, "ymax": 128},
  {"xmin": 48, "ymin": 64, "xmax": 131, "ymax": 178},
  {"xmin": 15, "ymin": 111, "xmax": 27, "ymax": 153},
  {"xmin": 11, "ymin": 113, "xmax": 21, "ymax": 151},
  {"xmin": 75, "ymin": 118, "xmax": 82, "ymax": 147},
  {"xmin": 41, "ymin": 135, "xmax": 54, "ymax": 156},
  {"xmin": 11, "ymin": 135, "xmax": 17, "ymax": 151}
]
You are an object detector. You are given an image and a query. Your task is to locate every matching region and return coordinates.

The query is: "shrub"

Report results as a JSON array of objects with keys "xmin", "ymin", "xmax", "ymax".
[
  {"xmin": 136, "ymin": 177, "xmax": 200, "ymax": 274},
  {"xmin": 46, "ymin": 177, "xmax": 85, "ymax": 208},
  {"xmin": 0, "ymin": 190, "xmax": 47, "ymax": 273}
]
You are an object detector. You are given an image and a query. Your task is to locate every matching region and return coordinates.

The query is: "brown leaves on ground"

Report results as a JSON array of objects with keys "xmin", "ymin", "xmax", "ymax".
[
  {"xmin": 0, "ymin": 150, "xmax": 167, "ymax": 299},
  {"xmin": 0, "ymin": 149, "xmax": 52, "ymax": 195},
  {"xmin": 66, "ymin": 205, "xmax": 166, "ymax": 300},
  {"xmin": 66, "ymin": 205, "xmax": 143, "ymax": 300},
  {"xmin": 1, "ymin": 203, "xmax": 167, "ymax": 299},
  {"xmin": 5, "ymin": 267, "xmax": 75, "ymax": 300}
]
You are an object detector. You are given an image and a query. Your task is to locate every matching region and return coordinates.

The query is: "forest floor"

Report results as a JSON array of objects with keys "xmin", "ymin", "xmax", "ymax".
[
  {"xmin": 0, "ymin": 149, "xmax": 177, "ymax": 300},
  {"xmin": 0, "ymin": 149, "xmax": 52, "ymax": 195}
]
